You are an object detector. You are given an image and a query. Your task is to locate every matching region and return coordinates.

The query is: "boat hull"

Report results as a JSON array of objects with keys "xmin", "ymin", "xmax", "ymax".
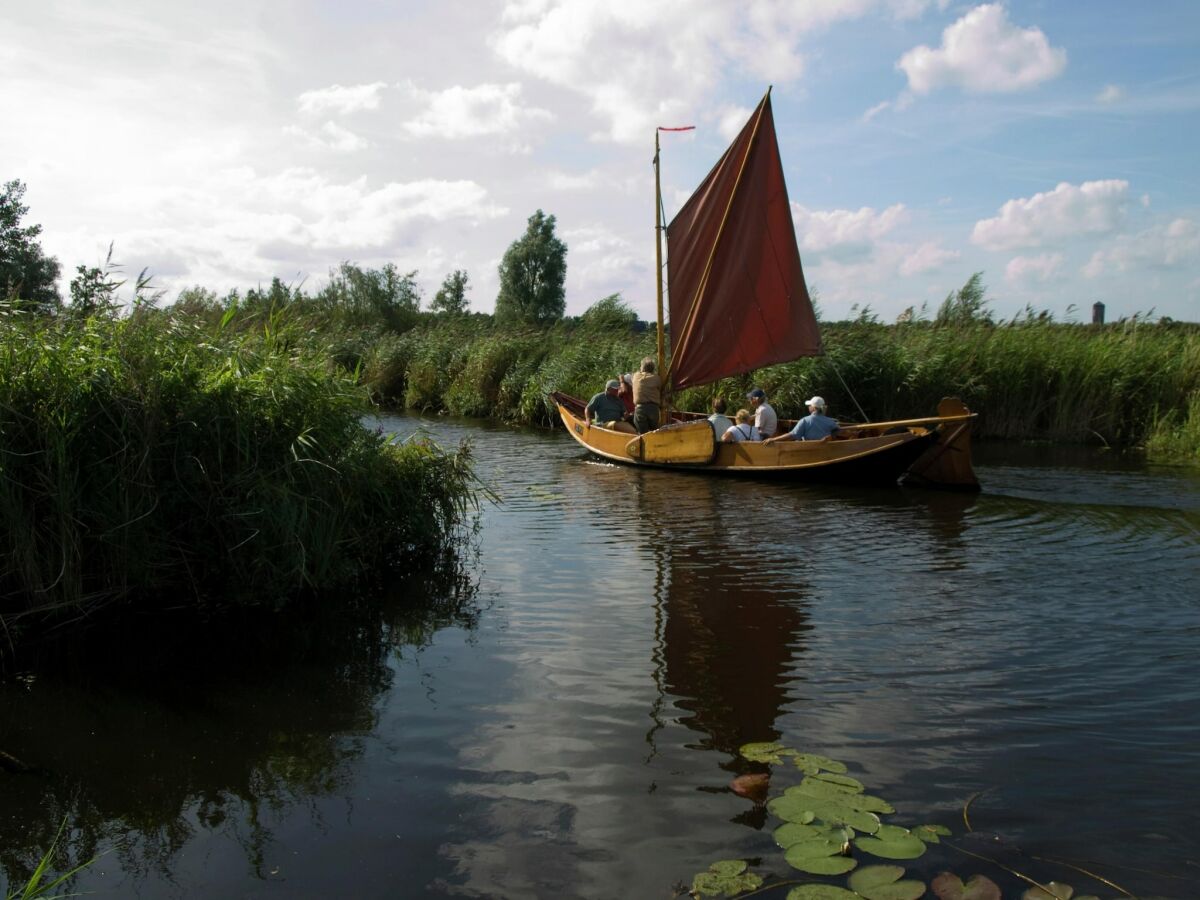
[{"xmin": 552, "ymin": 393, "xmax": 979, "ymax": 489}]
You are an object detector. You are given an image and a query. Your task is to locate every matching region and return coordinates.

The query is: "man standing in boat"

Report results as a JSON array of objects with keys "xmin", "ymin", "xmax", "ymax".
[
  {"xmin": 747, "ymin": 388, "xmax": 777, "ymax": 439},
  {"xmin": 632, "ymin": 357, "xmax": 662, "ymax": 434},
  {"xmin": 765, "ymin": 396, "xmax": 839, "ymax": 443}
]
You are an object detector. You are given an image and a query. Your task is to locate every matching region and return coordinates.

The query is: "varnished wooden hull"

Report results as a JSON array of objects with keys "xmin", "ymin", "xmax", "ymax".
[{"xmin": 551, "ymin": 392, "xmax": 980, "ymax": 490}]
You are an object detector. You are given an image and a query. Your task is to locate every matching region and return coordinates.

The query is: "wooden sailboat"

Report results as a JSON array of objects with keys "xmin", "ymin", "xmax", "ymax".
[{"xmin": 552, "ymin": 90, "xmax": 979, "ymax": 490}]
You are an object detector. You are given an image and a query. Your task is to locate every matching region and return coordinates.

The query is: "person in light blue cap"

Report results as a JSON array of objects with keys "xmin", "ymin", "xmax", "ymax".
[{"xmin": 765, "ymin": 396, "xmax": 839, "ymax": 443}]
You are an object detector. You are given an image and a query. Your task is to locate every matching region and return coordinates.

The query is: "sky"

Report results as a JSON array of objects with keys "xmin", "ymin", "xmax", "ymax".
[{"xmin": 3, "ymin": 0, "xmax": 1199, "ymax": 323}]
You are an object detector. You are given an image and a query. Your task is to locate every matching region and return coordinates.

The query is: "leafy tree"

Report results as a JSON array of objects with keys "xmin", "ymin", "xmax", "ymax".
[
  {"xmin": 173, "ymin": 285, "xmax": 222, "ymax": 317},
  {"xmin": 430, "ymin": 269, "xmax": 470, "ymax": 314},
  {"xmin": 579, "ymin": 293, "xmax": 637, "ymax": 331},
  {"xmin": 67, "ymin": 243, "xmax": 122, "ymax": 318},
  {"xmin": 316, "ymin": 262, "xmax": 421, "ymax": 331},
  {"xmin": 936, "ymin": 272, "xmax": 992, "ymax": 326},
  {"xmin": 495, "ymin": 210, "xmax": 567, "ymax": 325},
  {"xmin": 0, "ymin": 179, "xmax": 62, "ymax": 313},
  {"xmin": 245, "ymin": 276, "xmax": 301, "ymax": 313}
]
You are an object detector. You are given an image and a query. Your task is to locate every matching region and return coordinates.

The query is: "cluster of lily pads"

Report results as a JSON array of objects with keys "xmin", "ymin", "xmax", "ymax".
[{"xmin": 688, "ymin": 743, "xmax": 1101, "ymax": 900}]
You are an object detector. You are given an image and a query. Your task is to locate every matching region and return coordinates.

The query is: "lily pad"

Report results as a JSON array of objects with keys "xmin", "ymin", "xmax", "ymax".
[
  {"xmin": 914, "ymin": 824, "xmax": 952, "ymax": 844},
  {"xmin": 730, "ymin": 772, "xmax": 771, "ymax": 802},
  {"xmin": 793, "ymin": 779, "xmax": 895, "ymax": 814},
  {"xmin": 792, "ymin": 752, "xmax": 849, "ymax": 775},
  {"xmin": 811, "ymin": 772, "xmax": 865, "ymax": 793},
  {"xmin": 783, "ymin": 836, "xmax": 857, "ymax": 875},
  {"xmin": 848, "ymin": 864, "xmax": 926, "ymax": 900},
  {"xmin": 786, "ymin": 886, "xmax": 858, "ymax": 900},
  {"xmin": 853, "ymin": 828, "xmax": 928, "ymax": 860},
  {"xmin": 739, "ymin": 742, "xmax": 790, "ymax": 764},
  {"xmin": 690, "ymin": 859, "xmax": 763, "ymax": 897},
  {"xmin": 931, "ymin": 872, "xmax": 1002, "ymax": 900},
  {"xmin": 773, "ymin": 788, "xmax": 883, "ymax": 834},
  {"xmin": 773, "ymin": 822, "xmax": 823, "ymax": 848}
]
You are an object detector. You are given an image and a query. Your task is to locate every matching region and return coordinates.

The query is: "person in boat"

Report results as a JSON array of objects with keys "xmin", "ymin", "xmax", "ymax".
[
  {"xmin": 708, "ymin": 397, "xmax": 733, "ymax": 439},
  {"xmin": 632, "ymin": 357, "xmax": 662, "ymax": 434},
  {"xmin": 722, "ymin": 409, "xmax": 762, "ymax": 442},
  {"xmin": 765, "ymin": 395, "xmax": 839, "ymax": 443},
  {"xmin": 585, "ymin": 379, "xmax": 637, "ymax": 434},
  {"xmin": 616, "ymin": 373, "xmax": 635, "ymax": 418},
  {"xmin": 746, "ymin": 388, "xmax": 777, "ymax": 438}
]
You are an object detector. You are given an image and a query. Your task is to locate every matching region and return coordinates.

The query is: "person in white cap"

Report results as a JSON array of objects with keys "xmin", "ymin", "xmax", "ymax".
[{"xmin": 765, "ymin": 396, "xmax": 839, "ymax": 443}]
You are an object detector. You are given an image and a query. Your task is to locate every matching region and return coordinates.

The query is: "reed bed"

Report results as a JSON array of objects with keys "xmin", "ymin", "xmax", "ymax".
[
  {"xmin": 0, "ymin": 307, "xmax": 478, "ymax": 641},
  {"xmin": 351, "ymin": 315, "xmax": 1200, "ymax": 460}
]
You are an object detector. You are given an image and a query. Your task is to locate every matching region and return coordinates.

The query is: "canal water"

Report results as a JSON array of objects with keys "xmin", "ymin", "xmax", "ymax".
[{"xmin": 2, "ymin": 415, "xmax": 1198, "ymax": 899}]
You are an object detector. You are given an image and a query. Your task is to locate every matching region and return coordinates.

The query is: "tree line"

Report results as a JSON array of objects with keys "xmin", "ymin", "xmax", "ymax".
[{"xmin": 1, "ymin": 179, "xmax": 571, "ymax": 326}]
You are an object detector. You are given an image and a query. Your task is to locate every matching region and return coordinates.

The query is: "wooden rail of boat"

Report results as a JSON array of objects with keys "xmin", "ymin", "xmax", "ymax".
[{"xmin": 551, "ymin": 392, "xmax": 980, "ymax": 489}]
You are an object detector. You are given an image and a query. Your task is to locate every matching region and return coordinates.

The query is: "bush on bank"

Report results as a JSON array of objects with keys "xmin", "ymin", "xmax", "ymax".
[{"xmin": 0, "ymin": 307, "xmax": 478, "ymax": 639}]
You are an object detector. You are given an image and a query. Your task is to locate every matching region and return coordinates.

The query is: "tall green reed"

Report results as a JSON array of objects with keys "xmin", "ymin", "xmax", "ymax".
[{"xmin": 0, "ymin": 306, "xmax": 478, "ymax": 637}]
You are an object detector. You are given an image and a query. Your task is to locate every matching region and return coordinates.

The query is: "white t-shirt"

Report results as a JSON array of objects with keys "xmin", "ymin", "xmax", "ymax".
[
  {"xmin": 723, "ymin": 423, "xmax": 762, "ymax": 442},
  {"xmin": 754, "ymin": 402, "xmax": 777, "ymax": 438}
]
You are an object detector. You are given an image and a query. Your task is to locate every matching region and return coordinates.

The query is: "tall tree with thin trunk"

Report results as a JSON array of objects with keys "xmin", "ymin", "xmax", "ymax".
[
  {"xmin": 431, "ymin": 269, "xmax": 470, "ymax": 314},
  {"xmin": 495, "ymin": 210, "xmax": 567, "ymax": 325},
  {"xmin": 0, "ymin": 180, "xmax": 61, "ymax": 314}
]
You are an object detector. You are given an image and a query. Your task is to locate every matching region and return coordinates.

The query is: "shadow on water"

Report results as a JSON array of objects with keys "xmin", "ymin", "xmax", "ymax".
[{"xmin": 0, "ymin": 557, "xmax": 481, "ymax": 894}]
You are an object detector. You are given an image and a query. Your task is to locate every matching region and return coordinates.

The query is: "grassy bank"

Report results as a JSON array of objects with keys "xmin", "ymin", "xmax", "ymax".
[
  {"xmin": 342, "ymin": 313, "xmax": 1200, "ymax": 461},
  {"xmin": 0, "ymin": 306, "xmax": 478, "ymax": 648}
]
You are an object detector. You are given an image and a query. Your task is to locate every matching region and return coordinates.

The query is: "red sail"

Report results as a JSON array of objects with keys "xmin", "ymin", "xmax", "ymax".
[{"xmin": 665, "ymin": 93, "xmax": 821, "ymax": 392}]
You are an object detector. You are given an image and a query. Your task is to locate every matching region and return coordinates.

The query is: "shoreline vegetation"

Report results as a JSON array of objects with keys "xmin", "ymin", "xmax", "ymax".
[
  {"xmin": 2, "ymin": 259, "xmax": 1198, "ymax": 657},
  {"xmin": 0, "ymin": 299, "xmax": 479, "ymax": 661}
]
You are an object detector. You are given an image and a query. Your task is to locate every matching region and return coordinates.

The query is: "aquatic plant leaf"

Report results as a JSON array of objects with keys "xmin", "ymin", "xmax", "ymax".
[
  {"xmin": 785, "ymin": 852, "xmax": 858, "ymax": 875},
  {"xmin": 931, "ymin": 872, "xmax": 1002, "ymax": 900},
  {"xmin": 773, "ymin": 789, "xmax": 882, "ymax": 834},
  {"xmin": 709, "ymin": 860, "xmax": 748, "ymax": 877},
  {"xmin": 786, "ymin": 886, "xmax": 858, "ymax": 900},
  {"xmin": 811, "ymin": 772, "xmax": 865, "ymax": 793},
  {"xmin": 740, "ymin": 742, "xmax": 788, "ymax": 764},
  {"xmin": 872, "ymin": 825, "xmax": 911, "ymax": 842},
  {"xmin": 853, "ymin": 830, "xmax": 927, "ymax": 860},
  {"xmin": 774, "ymin": 822, "xmax": 823, "ymax": 848},
  {"xmin": 784, "ymin": 835, "xmax": 856, "ymax": 875},
  {"xmin": 1022, "ymin": 883, "xmax": 1075, "ymax": 900},
  {"xmin": 793, "ymin": 779, "xmax": 895, "ymax": 814},
  {"xmin": 792, "ymin": 753, "xmax": 849, "ymax": 775},
  {"xmin": 731, "ymin": 772, "xmax": 771, "ymax": 802},
  {"xmin": 848, "ymin": 864, "xmax": 926, "ymax": 900},
  {"xmin": 914, "ymin": 824, "xmax": 952, "ymax": 843},
  {"xmin": 691, "ymin": 859, "xmax": 763, "ymax": 897},
  {"xmin": 849, "ymin": 864, "xmax": 906, "ymax": 891}
]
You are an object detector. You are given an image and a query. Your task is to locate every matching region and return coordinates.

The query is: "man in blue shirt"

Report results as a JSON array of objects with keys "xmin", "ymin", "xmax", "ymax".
[
  {"xmin": 765, "ymin": 396, "xmax": 839, "ymax": 444},
  {"xmin": 585, "ymin": 379, "xmax": 637, "ymax": 434}
]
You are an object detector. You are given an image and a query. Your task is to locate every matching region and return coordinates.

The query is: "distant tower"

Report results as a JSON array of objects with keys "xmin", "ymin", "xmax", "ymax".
[{"xmin": 1092, "ymin": 301, "xmax": 1105, "ymax": 325}]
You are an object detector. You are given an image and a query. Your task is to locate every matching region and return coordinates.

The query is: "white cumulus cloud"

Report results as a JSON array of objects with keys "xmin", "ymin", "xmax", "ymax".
[
  {"xmin": 1005, "ymin": 252, "xmax": 1064, "ymax": 282},
  {"xmin": 899, "ymin": 240, "xmax": 959, "ymax": 275},
  {"xmin": 793, "ymin": 203, "xmax": 909, "ymax": 255},
  {"xmin": 297, "ymin": 82, "xmax": 388, "ymax": 116},
  {"xmin": 971, "ymin": 180, "xmax": 1130, "ymax": 251},
  {"xmin": 1083, "ymin": 218, "xmax": 1200, "ymax": 277},
  {"xmin": 399, "ymin": 81, "xmax": 552, "ymax": 140},
  {"xmin": 898, "ymin": 3, "xmax": 1066, "ymax": 95},
  {"xmin": 492, "ymin": 0, "xmax": 944, "ymax": 143},
  {"xmin": 1096, "ymin": 84, "xmax": 1124, "ymax": 104}
]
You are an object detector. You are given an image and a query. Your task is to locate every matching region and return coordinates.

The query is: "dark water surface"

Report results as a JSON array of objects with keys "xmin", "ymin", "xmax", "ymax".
[{"xmin": 3, "ymin": 415, "xmax": 1199, "ymax": 898}]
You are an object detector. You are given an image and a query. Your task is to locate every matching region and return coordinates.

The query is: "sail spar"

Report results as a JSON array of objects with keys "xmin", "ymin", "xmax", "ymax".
[{"xmin": 665, "ymin": 92, "xmax": 821, "ymax": 392}]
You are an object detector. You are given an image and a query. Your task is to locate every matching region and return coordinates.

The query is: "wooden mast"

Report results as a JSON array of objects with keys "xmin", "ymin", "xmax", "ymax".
[{"xmin": 657, "ymin": 130, "xmax": 667, "ymax": 422}]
